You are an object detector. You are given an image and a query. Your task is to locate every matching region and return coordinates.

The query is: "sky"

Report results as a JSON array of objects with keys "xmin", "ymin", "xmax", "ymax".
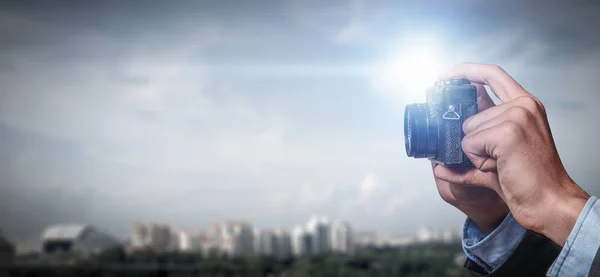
[{"xmin": 1, "ymin": 0, "xmax": 600, "ymax": 246}]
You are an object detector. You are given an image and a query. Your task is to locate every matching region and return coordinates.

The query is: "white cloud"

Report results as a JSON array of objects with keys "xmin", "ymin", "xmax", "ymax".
[{"xmin": 358, "ymin": 173, "xmax": 383, "ymax": 203}]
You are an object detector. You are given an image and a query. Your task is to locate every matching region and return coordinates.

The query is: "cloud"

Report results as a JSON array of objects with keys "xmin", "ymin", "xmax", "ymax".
[
  {"xmin": 285, "ymin": 0, "xmax": 379, "ymax": 45},
  {"xmin": 358, "ymin": 173, "xmax": 383, "ymax": 203}
]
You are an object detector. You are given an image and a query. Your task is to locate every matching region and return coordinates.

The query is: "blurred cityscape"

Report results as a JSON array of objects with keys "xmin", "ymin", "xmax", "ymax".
[
  {"xmin": 0, "ymin": 217, "xmax": 469, "ymax": 277},
  {"xmin": 0, "ymin": 215, "xmax": 461, "ymax": 260}
]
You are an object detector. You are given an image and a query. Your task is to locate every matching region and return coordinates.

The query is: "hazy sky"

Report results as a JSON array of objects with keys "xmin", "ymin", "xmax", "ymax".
[{"xmin": 1, "ymin": 0, "xmax": 600, "ymax": 243}]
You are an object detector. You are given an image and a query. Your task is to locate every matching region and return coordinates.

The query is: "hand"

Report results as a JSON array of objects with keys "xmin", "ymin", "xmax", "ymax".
[
  {"xmin": 435, "ymin": 63, "xmax": 590, "ymax": 246},
  {"xmin": 432, "ymin": 82, "xmax": 508, "ymax": 234}
]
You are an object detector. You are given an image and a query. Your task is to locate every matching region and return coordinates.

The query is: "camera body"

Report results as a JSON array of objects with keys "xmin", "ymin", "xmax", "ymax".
[{"xmin": 404, "ymin": 78, "xmax": 478, "ymax": 167}]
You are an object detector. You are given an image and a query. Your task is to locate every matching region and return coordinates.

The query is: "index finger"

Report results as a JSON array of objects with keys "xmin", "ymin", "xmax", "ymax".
[{"xmin": 439, "ymin": 63, "xmax": 529, "ymax": 102}]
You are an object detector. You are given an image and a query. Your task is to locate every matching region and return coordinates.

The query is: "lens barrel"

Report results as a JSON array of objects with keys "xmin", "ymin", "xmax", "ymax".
[{"xmin": 404, "ymin": 104, "xmax": 438, "ymax": 159}]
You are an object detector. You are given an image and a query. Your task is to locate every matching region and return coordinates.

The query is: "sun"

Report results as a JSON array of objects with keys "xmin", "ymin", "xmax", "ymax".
[{"xmin": 372, "ymin": 37, "xmax": 448, "ymax": 104}]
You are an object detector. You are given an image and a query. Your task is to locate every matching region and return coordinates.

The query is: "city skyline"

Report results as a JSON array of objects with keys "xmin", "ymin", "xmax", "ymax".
[
  {"xmin": 2, "ymin": 1, "xmax": 600, "ymax": 245},
  {"xmin": 11, "ymin": 215, "xmax": 460, "ymax": 255}
]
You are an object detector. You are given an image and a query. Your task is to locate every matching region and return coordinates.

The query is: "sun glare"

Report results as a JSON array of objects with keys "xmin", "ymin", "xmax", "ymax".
[{"xmin": 373, "ymin": 37, "xmax": 447, "ymax": 104}]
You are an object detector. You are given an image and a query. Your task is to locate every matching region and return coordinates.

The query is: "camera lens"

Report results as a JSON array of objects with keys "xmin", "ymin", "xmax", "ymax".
[{"xmin": 404, "ymin": 104, "xmax": 438, "ymax": 158}]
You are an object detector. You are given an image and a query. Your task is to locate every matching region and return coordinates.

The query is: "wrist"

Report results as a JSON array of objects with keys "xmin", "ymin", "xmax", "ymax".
[
  {"xmin": 539, "ymin": 182, "xmax": 590, "ymax": 246},
  {"xmin": 470, "ymin": 212, "xmax": 508, "ymax": 234},
  {"xmin": 459, "ymin": 200, "xmax": 509, "ymax": 234}
]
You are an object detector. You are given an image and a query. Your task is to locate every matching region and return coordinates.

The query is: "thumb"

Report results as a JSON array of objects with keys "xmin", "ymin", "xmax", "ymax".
[{"xmin": 433, "ymin": 165, "xmax": 498, "ymax": 190}]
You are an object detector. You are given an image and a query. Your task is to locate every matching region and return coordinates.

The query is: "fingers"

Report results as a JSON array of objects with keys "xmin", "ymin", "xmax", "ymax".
[
  {"xmin": 463, "ymin": 103, "xmax": 513, "ymax": 134},
  {"xmin": 433, "ymin": 166, "xmax": 498, "ymax": 190},
  {"xmin": 474, "ymin": 83, "xmax": 495, "ymax": 111},
  {"xmin": 439, "ymin": 63, "xmax": 529, "ymax": 102},
  {"xmin": 463, "ymin": 96, "xmax": 545, "ymax": 135},
  {"xmin": 467, "ymin": 106, "xmax": 535, "ymax": 137},
  {"xmin": 462, "ymin": 121, "xmax": 524, "ymax": 169}
]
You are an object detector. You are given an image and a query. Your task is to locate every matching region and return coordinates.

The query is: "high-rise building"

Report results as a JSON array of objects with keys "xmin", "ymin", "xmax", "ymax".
[
  {"xmin": 231, "ymin": 222, "xmax": 254, "ymax": 257},
  {"xmin": 331, "ymin": 221, "xmax": 354, "ymax": 255},
  {"xmin": 177, "ymin": 229, "xmax": 205, "ymax": 252},
  {"xmin": 202, "ymin": 227, "xmax": 219, "ymax": 257},
  {"xmin": 291, "ymin": 226, "xmax": 307, "ymax": 256},
  {"xmin": 206, "ymin": 221, "xmax": 255, "ymax": 257},
  {"xmin": 306, "ymin": 216, "xmax": 330, "ymax": 254},
  {"xmin": 178, "ymin": 230, "xmax": 192, "ymax": 252},
  {"xmin": 257, "ymin": 229, "xmax": 276, "ymax": 256},
  {"xmin": 273, "ymin": 229, "xmax": 291, "ymax": 260},
  {"xmin": 252, "ymin": 227, "xmax": 262, "ymax": 256},
  {"xmin": 131, "ymin": 223, "xmax": 149, "ymax": 249},
  {"xmin": 148, "ymin": 223, "xmax": 171, "ymax": 252}
]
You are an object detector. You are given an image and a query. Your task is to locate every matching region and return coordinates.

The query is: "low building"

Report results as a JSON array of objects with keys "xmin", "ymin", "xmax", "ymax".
[
  {"xmin": 0, "ymin": 233, "xmax": 15, "ymax": 265},
  {"xmin": 41, "ymin": 224, "xmax": 120, "ymax": 256}
]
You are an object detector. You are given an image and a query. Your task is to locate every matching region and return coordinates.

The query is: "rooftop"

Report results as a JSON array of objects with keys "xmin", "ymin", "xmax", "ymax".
[{"xmin": 41, "ymin": 224, "xmax": 89, "ymax": 241}]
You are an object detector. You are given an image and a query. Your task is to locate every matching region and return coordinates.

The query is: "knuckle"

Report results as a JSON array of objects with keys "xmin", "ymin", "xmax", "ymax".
[
  {"xmin": 500, "ymin": 121, "xmax": 523, "ymax": 138},
  {"xmin": 515, "ymin": 95, "xmax": 546, "ymax": 116},
  {"xmin": 506, "ymin": 106, "xmax": 531, "ymax": 122}
]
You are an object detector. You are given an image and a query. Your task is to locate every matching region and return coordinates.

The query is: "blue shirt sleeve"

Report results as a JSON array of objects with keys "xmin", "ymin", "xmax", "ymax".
[
  {"xmin": 462, "ymin": 212, "xmax": 527, "ymax": 272},
  {"xmin": 548, "ymin": 196, "xmax": 600, "ymax": 277},
  {"xmin": 463, "ymin": 196, "xmax": 600, "ymax": 276}
]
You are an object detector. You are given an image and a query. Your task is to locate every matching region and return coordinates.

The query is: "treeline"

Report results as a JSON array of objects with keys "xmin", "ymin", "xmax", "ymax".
[{"xmin": 5, "ymin": 242, "xmax": 471, "ymax": 277}]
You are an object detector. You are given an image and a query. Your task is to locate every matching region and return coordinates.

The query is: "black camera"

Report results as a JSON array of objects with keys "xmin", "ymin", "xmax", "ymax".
[{"xmin": 404, "ymin": 78, "xmax": 478, "ymax": 167}]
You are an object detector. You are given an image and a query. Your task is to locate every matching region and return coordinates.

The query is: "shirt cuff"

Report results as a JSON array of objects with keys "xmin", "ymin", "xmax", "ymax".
[
  {"xmin": 548, "ymin": 196, "xmax": 600, "ymax": 277},
  {"xmin": 463, "ymin": 212, "xmax": 527, "ymax": 272}
]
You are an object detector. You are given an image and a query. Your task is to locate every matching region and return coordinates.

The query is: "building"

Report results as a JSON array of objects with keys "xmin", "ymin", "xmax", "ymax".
[
  {"xmin": 272, "ymin": 229, "xmax": 291, "ymax": 260},
  {"xmin": 0, "ymin": 232, "xmax": 15, "ymax": 265},
  {"xmin": 130, "ymin": 222, "xmax": 173, "ymax": 252},
  {"xmin": 257, "ymin": 229, "xmax": 276, "ymax": 256},
  {"xmin": 378, "ymin": 235, "xmax": 415, "ymax": 247},
  {"xmin": 291, "ymin": 226, "xmax": 311, "ymax": 256},
  {"xmin": 442, "ymin": 228, "xmax": 459, "ymax": 243},
  {"xmin": 205, "ymin": 221, "xmax": 254, "ymax": 257},
  {"xmin": 331, "ymin": 221, "xmax": 354, "ymax": 255},
  {"xmin": 232, "ymin": 222, "xmax": 254, "ymax": 257},
  {"xmin": 416, "ymin": 226, "xmax": 435, "ymax": 242},
  {"xmin": 41, "ymin": 224, "xmax": 120, "ymax": 256},
  {"xmin": 148, "ymin": 223, "xmax": 172, "ymax": 252},
  {"xmin": 131, "ymin": 223, "xmax": 149, "ymax": 249},
  {"xmin": 252, "ymin": 227, "xmax": 261, "ymax": 256},
  {"xmin": 306, "ymin": 216, "xmax": 330, "ymax": 254},
  {"xmin": 177, "ymin": 229, "xmax": 205, "ymax": 252},
  {"xmin": 202, "ymin": 227, "xmax": 219, "ymax": 257}
]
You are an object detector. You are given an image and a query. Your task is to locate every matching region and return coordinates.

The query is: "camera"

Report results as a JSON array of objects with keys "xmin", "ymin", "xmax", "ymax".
[{"xmin": 404, "ymin": 78, "xmax": 478, "ymax": 167}]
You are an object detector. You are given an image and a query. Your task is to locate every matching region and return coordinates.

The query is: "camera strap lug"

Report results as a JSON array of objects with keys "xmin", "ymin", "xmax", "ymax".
[{"xmin": 442, "ymin": 105, "xmax": 461, "ymax": 120}]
